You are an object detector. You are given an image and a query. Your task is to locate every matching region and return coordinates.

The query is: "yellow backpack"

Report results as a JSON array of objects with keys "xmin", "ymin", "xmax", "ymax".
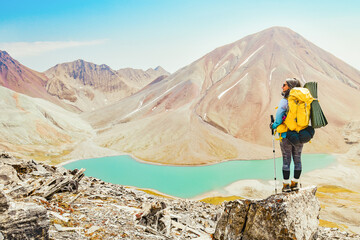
[{"xmin": 277, "ymin": 87, "xmax": 314, "ymax": 133}]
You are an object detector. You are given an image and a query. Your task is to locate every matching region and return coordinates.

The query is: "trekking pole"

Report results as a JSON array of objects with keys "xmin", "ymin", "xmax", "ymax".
[{"xmin": 271, "ymin": 115, "xmax": 277, "ymax": 194}]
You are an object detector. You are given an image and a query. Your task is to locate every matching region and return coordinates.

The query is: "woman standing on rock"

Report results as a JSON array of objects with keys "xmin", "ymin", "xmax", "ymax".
[{"xmin": 271, "ymin": 78, "xmax": 302, "ymax": 192}]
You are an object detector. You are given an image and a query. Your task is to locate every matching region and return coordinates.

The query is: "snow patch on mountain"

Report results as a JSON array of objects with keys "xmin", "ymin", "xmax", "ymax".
[
  {"xmin": 239, "ymin": 45, "xmax": 264, "ymax": 67},
  {"xmin": 218, "ymin": 73, "xmax": 248, "ymax": 99},
  {"xmin": 120, "ymin": 81, "xmax": 184, "ymax": 120},
  {"xmin": 269, "ymin": 67, "xmax": 276, "ymax": 85}
]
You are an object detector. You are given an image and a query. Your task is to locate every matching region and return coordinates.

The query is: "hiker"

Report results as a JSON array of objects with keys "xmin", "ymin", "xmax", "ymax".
[{"xmin": 271, "ymin": 78, "xmax": 302, "ymax": 192}]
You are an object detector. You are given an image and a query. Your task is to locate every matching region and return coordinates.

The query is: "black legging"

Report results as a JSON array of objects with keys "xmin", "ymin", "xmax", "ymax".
[{"xmin": 280, "ymin": 138, "xmax": 303, "ymax": 180}]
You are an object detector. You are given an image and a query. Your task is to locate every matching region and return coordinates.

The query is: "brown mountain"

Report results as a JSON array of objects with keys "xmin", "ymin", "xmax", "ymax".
[
  {"xmin": 45, "ymin": 60, "xmax": 169, "ymax": 111},
  {"xmin": 117, "ymin": 66, "xmax": 169, "ymax": 88},
  {"xmin": 0, "ymin": 51, "xmax": 169, "ymax": 112},
  {"xmin": 0, "ymin": 51, "xmax": 71, "ymax": 108},
  {"xmin": 84, "ymin": 26, "xmax": 360, "ymax": 165},
  {"xmin": 0, "ymin": 51, "xmax": 85, "ymax": 112},
  {"xmin": 0, "ymin": 51, "xmax": 47, "ymax": 97}
]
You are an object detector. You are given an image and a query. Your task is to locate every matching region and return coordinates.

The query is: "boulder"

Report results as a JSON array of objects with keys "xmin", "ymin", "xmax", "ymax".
[
  {"xmin": 214, "ymin": 186, "xmax": 320, "ymax": 240},
  {"xmin": 0, "ymin": 153, "xmax": 11, "ymax": 159},
  {"xmin": 0, "ymin": 191, "xmax": 8, "ymax": 213},
  {"xmin": 0, "ymin": 201, "xmax": 49, "ymax": 240},
  {"xmin": 138, "ymin": 201, "xmax": 167, "ymax": 232},
  {"xmin": 0, "ymin": 163, "xmax": 21, "ymax": 185}
]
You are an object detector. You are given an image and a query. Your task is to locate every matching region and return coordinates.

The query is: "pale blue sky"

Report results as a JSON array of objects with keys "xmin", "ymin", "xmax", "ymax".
[{"xmin": 1, "ymin": 0, "xmax": 359, "ymax": 73}]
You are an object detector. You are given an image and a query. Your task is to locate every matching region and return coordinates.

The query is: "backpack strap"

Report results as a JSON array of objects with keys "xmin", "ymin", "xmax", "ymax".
[{"xmin": 273, "ymin": 129, "xmax": 283, "ymax": 142}]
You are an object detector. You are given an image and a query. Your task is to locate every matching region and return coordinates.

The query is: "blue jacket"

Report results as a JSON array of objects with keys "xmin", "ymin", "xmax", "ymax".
[{"xmin": 272, "ymin": 98, "xmax": 288, "ymax": 138}]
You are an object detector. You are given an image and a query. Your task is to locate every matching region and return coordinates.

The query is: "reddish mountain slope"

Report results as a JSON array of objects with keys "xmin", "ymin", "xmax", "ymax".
[{"xmin": 0, "ymin": 51, "xmax": 78, "ymax": 111}]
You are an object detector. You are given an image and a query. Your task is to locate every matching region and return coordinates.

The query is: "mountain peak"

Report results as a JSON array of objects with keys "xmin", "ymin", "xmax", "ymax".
[
  {"xmin": 0, "ymin": 50, "xmax": 10, "ymax": 58},
  {"xmin": 0, "ymin": 49, "xmax": 57, "ymax": 105},
  {"xmin": 261, "ymin": 26, "xmax": 295, "ymax": 33},
  {"xmin": 49, "ymin": 59, "xmax": 112, "ymax": 72},
  {"xmin": 237, "ymin": 26, "xmax": 303, "ymax": 48},
  {"xmin": 74, "ymin": 59, "xmax": 87, "ymax": 65},
  {"xmin": 0, "ymin": 51, "xmax": 18, "ymax": 66},
  {"xmin": 261, "ymin": 26, "xmax": 302, "ymax": 38},
  {"xmin": 154, "ymin": 66, "xmax": 164, "ymax": 71},
  {"xmin": 150, "ymin": 66, "xmax": 170, "ymax": 75}
]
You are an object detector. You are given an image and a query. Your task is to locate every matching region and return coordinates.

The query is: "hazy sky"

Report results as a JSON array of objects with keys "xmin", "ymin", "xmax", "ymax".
[{"xmin": 1, "ymin": 0, "xmax": 359, "ymax": 73}]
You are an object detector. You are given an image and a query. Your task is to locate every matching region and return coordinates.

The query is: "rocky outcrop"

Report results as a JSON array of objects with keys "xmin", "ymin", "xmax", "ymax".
[
  {"xmin": 136, "ymin": 200, "xmax": 217, "ymax": 239},
  {"xmin": 214, "ymin": 187, "xmax": 360, "ymax": 240},
  {"xmin": 0, "ymin": 163, "xmax": 21, "ymax": 186},
  {"xmin": 0, "ymin": 191, "xmax": 8, "ymax": 213},
  {"xmin": 0, "ymin": 155, "xmax": 50, "ymax": 239},
  {"xmin": 0, "ymin": 153, "xmax": 84, "ymax": 200},
  {"xmin": 215, "ymin": 187, "xmax": 338, "ymax": 240},
  {"xmin": 0, "ymin": 201, "xmax": 49, "ymax": 240}
]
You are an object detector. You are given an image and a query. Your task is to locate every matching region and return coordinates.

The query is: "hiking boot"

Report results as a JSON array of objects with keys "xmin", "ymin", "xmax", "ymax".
[
  {"xmin": 282, "ymin": 183, "xmax": 291, "ymax": 193},
  {"xmin": 290, "ymin": 180, "xmax": 299, "ymax": 191}
]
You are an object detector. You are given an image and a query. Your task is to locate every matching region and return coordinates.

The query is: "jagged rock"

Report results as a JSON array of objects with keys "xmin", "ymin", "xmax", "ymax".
[
  {"xmin": 87, "ymin": 226, "xmax": 101, "ymax": 234},
  {"xmin": 0, "ymin": 156, "xmax": 37, "ymax": 185},
  {"xmin": 0, "ymin": 201, "xmax": 49, "ymax": 240},
  {"xmin": 10, "ymin": 161, "xmax": 36, "ymax": 176},
  {"xmin": 7, "ymin": 185, "xmax": 28, "ymax": 198},
  {"xmin": 0, "ymin": 152, "xmax": 11, "ymax": 159},
  {"xmin": 53, "ymin": 224, "xmax": 83, "ymax": 232},
  {"xmin": 30, "ymin": 168, "xmax": 85, "ymax": 199},
  {"xmin": 48, "ymin": 211, "xmax": 69, "ymax": 222},
  {"xmin": 214, "ymin": 186, "xmax": 320, "ymax": 240},
  {"xmin": 138, "ymin": 201, "xmax": 167, "ymax": 232},
  {"xmin": 0, "ymin": 191, "xmax": 9, "ymax": 213},
  {"xmin": 316, "ymin": 227, "xmax": 360, "ymax": 240},
  {"xmin": 0, "ymin": 163, "xmax": 21, "ymax": 185}
]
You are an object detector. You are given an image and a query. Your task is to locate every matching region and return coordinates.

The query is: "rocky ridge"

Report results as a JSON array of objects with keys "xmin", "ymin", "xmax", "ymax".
[
  {"xmin": 1, "ymin": 153, "xmax": 359, "ymax": 239},
  {"xmin": 45, "ymin": 60, "xmax": 169, "ymax": 111},
  {"xmin": 0, "ymin": 51, "xmax": 74, "ymax": 112}
]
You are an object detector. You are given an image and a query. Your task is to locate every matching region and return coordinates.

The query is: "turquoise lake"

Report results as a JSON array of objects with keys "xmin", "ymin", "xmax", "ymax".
[{"xmin": 63, "ymin": 154, "xmax": 335, "ymax": 198}]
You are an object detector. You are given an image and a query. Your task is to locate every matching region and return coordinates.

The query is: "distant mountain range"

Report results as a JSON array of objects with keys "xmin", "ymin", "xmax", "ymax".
[
  {"xmin": 1, "ymin": 26, "xmax": 360, "ymax": 164},
  {"xmin": 0, "ymin": 51, "xmax": 169, "ymax": 112},
  {"xmin": 45, "ymin": 60, "xmax": 169, "ymax": 111}
]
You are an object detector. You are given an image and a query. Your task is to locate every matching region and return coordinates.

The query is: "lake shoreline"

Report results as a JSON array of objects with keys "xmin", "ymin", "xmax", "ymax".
[
  {"xmin": 191, "ymin": 153, "xmax": 341, "ymax": 200},
  {"xmin": 62, "ymin": 153, "xmax": 336, "ymax": 199},
  {"xmin": 58, "ymin": 152, "xmax": 334, "ymax": 167},
  {"xmin": 61, "ymin": 152, "xmax": 360, "ymax": 233}
]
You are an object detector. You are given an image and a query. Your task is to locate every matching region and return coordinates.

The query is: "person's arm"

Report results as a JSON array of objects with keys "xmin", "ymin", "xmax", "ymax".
[{"xmin": 272, "ymin": 98, "xmax": 288, "ymax": 129}]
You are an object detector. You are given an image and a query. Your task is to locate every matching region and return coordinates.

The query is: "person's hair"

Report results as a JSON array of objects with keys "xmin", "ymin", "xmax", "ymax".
[{"xmin": 286, "ymin": 78, "xmax": 301, "ymax": 89}]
